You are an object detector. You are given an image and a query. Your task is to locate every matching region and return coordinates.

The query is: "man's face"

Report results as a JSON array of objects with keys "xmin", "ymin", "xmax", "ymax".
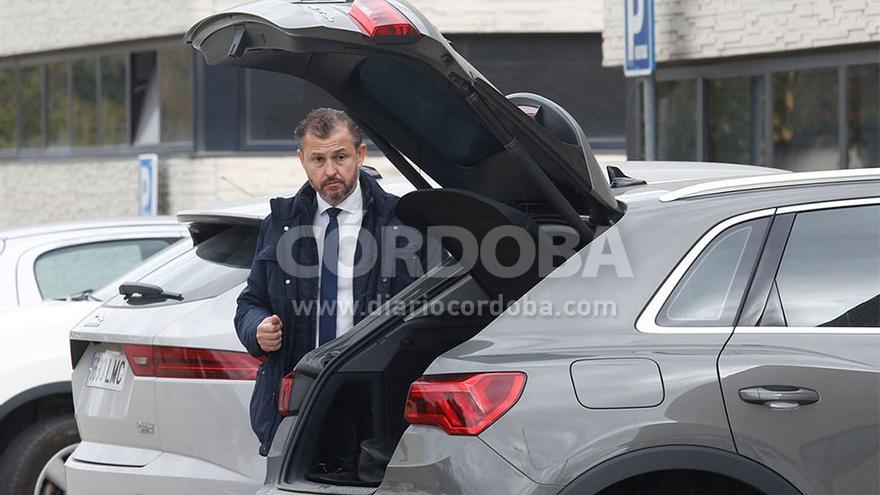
[{"xmin": 298, "ymin": 126, "xmax": 367, "ymax": 205}]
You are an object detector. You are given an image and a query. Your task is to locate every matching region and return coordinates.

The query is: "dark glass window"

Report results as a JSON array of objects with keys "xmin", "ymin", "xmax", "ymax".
[
  {"xmin": 72, "ymin": 59, "xmax": 98, "ymax": 146},
  {"xmin": 774, "ymin": 205, "xmax": 880, "ymax": 327},
  {"xmin": 847, "ymin": 64, "xmax": 879, "ymax": 168},
  {"xmin": 19, "ymin": 66, "xmax": 43, "ymax": 148},
  {"xmin": 0, "ymin": 67, "xmax": 14, "ymax": 149},
  {"xmin": 34, "ymin": 239, "xmax": 171, "ymax": 300},
  {"xmin": 159, "ymin": 47, "xmax": 194, "ymax": 143},
  {"xmin": 658, "ymin": 218, "xmax": 769, "ymax": 327},
  {"xmin": 707, "ymin": 76, "xmax": 764, "ymax": 164},
  {"xmin": 245, "ymin": 69, "xmax": 339, "ymax": 144},
  {"xmin": 656, "ymin": 80, "xmax": 697, "ymax": 160},
  {"xmin": 99, "ymin": 55, "xmax": 128, "ymax": 145},
  {"xmin": 772, "ymin": 68, "xmax": 839, "ymax": 171},
  {"xmin": 108, "ymin": 225, "xmax": 259, "ymax": 307},
  {"xmin": 47, "ymin": 62, "xmax": 70, "ymax": 147},
  {"xmin": 130, "ymin": 51, "xmax": 159, "ymax": 145},
  {"xmin": 446, "ymin": 34, "xmax": 625, "ymax": 145}
]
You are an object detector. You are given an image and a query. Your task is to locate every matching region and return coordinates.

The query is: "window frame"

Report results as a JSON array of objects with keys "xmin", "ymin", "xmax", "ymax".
[
  {"xmin": 643, "ymin": 45, "xmax": 879, "ymax": 169},
  {"xmin": 638, "ymin": 196, "xmax": 880, "ymax": 335},
  {"xmin": 742, "ymin": 197, "xmax": 880, "ymax": 333},
  {"xmin": 0, "ymin": 37, "xmax": 195, "ymax": 160}
]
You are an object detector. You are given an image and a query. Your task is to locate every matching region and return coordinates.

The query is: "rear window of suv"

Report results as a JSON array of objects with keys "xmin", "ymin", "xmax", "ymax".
[{"xmin": 107, "ymin": 224, "xmax": 259, "ymax": 307}]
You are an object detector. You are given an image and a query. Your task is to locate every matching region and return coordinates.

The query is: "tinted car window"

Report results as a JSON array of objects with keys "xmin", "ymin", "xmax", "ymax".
[
  {"xmin": 34, "ymin": 238, "xmax": 170, "ymax": 300},
  {"xmin": 774, "ymin": 205, "xmax": 880, "ymax": 327},
  {"xmin": 657, "ymin": 218, "xmax": 769, "ymax": 327},
  {"xmin": 107, "ymin": 224, "xmax": 258, "ymax": 307}
]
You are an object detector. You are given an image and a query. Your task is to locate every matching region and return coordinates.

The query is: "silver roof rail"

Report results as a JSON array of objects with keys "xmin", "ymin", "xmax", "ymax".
[{"xmin": 660, "ymin": 168, "xmax": 880, "ymax": 202}]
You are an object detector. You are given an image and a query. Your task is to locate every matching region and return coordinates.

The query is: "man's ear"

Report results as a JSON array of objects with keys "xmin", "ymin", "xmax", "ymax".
[
  {"xmin": 356, "ymin": 142, "xmax": 367, "ymax": 164},
  {"xmin": 297, "ymin": 148, "xmax": 305, "ymax": 166}
]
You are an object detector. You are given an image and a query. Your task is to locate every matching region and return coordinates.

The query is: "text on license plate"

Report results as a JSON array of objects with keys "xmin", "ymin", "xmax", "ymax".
[{"xmin": 86, "ymin": 351, "xmax": 128, "ymax": 391}]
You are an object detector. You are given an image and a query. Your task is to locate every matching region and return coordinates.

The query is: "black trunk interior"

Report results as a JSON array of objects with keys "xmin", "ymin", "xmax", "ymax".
[{"xmin": 292, "ymin": 313, "xmax": 493, "ymax": 488}]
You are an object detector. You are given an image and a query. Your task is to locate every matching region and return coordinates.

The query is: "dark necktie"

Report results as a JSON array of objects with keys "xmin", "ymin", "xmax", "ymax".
[{"xmin": 319, "ymin": 207, "xmax": 341, "ymax": 346}]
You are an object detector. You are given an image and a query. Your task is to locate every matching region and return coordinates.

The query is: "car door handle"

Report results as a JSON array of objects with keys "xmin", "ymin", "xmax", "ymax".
[{"xmin": 738, "ymin": 386, "xmax": 819, "ymax": 410}]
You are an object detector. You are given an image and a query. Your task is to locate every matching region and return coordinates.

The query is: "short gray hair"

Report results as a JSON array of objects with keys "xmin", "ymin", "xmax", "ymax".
[{"xmin": 294, "ymin": 108, "xmax": 363, "ymax": 146}]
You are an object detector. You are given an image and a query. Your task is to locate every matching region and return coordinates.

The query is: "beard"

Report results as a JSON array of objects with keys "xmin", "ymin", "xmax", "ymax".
[{"xmin": 319, "ymin": 176, "xmax": 356, "ymax": 205}]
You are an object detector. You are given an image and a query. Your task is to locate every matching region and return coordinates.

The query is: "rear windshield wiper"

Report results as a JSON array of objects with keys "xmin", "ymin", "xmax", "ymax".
[
  {"xmin": 68, "ymin": 289, "xmax": 100, "ymax": 302},
  {"xmin": 119, "ymin": 282, "xmax": 183, "ymax": 302}
]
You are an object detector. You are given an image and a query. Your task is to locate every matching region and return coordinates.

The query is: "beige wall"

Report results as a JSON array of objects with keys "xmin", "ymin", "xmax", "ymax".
[
  {"xmin": 0, "ymin": 0, "xmax": 604, "ymax": 58},
  {"xmin": 0, "ymin": 154, "xmax": 404, "ymax": 228},
  {"xmin": 0, "ymin": 151, "xmax": 625, "ymax": 229},
  {"xmin": 602, "ymin": 0, "xmax": 880, "ymax": 67}
]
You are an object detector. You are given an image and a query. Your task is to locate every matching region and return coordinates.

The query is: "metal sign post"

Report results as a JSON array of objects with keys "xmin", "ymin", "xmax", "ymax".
[
  {"xmin": 624, "ymin": 0, "xmax": 656, "ymax": 160},
  {"xmin": 138, "ymin": 154, "xmax": 159, "ymax": 216}
]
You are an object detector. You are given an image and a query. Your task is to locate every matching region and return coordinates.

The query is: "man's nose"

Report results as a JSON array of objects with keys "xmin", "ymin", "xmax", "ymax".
[{"xmin": 325, "ymin": 163, "xmax": 341, "ymax": 178}]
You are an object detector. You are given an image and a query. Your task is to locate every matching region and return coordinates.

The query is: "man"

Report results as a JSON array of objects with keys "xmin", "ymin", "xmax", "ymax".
[{"xmin": 234, "ymin": 108, "xmax": 425, "ymax": 455}]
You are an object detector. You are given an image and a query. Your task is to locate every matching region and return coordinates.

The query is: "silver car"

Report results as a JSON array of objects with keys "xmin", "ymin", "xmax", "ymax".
[{"xmin": 186, "ymin": 1, "xmax": 879, "ymax": 494}]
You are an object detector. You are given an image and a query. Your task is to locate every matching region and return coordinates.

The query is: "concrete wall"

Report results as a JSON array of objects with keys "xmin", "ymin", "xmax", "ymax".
[
  {"xmin": 0, "ymin": 150, "xmax": 624, "ymax": 229},
  {"xmin": 0, "ymin": 153, "xmax": 404, "ymax": 228},
  {"xmin": 602, "ymin": 0, "xmax": 880, "ymax": 67},
  {"xmin": 0, "ymin": 0, "xmax": 604, "ymax": 58}
]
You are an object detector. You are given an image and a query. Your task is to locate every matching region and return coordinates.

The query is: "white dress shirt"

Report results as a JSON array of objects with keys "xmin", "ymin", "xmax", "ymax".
[{"xmin": 314, "ymin": 180, "xmax": 364, "ymax": 345}]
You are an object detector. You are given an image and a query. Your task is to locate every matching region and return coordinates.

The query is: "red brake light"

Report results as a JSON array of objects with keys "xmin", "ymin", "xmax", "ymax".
[
  {"xmin": 122, "ymin": 345, "xmax": 265, "ymax": 380},
  {"xmin": 278, "ymin": 371, "xmax": 296, "ymax": 417},
  {"xmin": 349, "ymin": 0, "xmax": 420, "ymax": 43},
  {"xmin": 404, "ymin": 372, "xmax": 526, "ymax": 436}
]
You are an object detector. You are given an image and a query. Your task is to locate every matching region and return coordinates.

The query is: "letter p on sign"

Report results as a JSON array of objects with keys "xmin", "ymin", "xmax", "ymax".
[{"xmin": 624, "ymin": 0, "xmax": 655, "ymax": 77}]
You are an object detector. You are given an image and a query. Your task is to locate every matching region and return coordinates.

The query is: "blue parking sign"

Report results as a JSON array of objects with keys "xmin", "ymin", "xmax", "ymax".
[
  {"xmin": 624, "ymin": 0, "xmax": 655, "ymax": 77},
  {"xmin": 138, "ymin": 154, "xmax": 158, "ymax": 216}
]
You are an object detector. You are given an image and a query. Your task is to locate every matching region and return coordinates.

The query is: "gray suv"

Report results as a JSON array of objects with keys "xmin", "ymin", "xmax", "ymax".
[{"xmin": 187, "ymin": 1, "xmax": 879, "ymax": 494}]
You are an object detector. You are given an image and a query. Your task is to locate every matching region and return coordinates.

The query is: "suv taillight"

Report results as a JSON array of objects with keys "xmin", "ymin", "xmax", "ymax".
[
  {"xmin": 122, "ymin": 344, "xmax": 264, "ymax": 380},
  {"xmin": 349, "ymin": 0, "xmax": 420, "ymax": 43},
  {"xmin": 278, "ymin": 371, "xmax": 296, "ymax": 417},
  {"xmin": 404, "ymin": 372, "xmax": 526, "ymax": 436}
]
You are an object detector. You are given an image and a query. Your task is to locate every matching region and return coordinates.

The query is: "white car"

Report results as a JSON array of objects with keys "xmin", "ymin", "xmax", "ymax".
[
  {"xmin": 66, "ymin": 181, "xmax": 414, "ymax": 494},
  {"xmin": 0, "ymin": 217, "xmax": 186, "ymax": 310},
  {"xmin": 0, "ymin": 221, "xmax": 189, "ymax": 495}
]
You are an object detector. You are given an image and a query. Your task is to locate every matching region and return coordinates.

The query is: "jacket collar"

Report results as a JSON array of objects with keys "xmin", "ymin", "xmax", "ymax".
[{"xmin": 269, "ymin": 169, "xmax": 387, "ymax": 225}]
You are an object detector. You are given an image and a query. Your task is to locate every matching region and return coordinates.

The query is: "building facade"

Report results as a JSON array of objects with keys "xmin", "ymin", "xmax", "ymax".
[
  {"xmin": 0, "ymin": 0, "xmax": 623, "ymax": 228},
  {"xmin": 602, "ymin": 0, "xmax": 879, "ymax": 171}
]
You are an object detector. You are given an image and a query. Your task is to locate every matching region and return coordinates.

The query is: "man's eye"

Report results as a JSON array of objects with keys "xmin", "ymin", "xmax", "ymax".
[{"xmin": 336, "ymin": 155, "xmax": 347, "ymax": 161}]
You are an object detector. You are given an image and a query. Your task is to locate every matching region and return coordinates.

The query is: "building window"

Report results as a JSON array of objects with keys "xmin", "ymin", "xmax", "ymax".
[
  {"xmin": 99, "ymin": 54, "xmax": 128, "ymax": 145},
  {"xmin": 47, "ymin": 62, "xmax": 70, "ymax": 147},
  {"xmin": 19, "ymin": 65, "xmax": 43, "ymax": 148},
  {"xmin": 0, "ymin": 67, "xmax": 16, "ymax": 149},
  {"xmin": 772, "ymin": 68, "xmax": 840, "ymax": 171},
  {"xmin": 0, "ymin": 42, "xmax": 193, "ymax": 156},
  {"xmin": 707, "ymin": 76, "xmax": 764, "ymax": 164},
  {"xmin": 656, "ymin": 80, "xmax": 696, "ymax": 160},
  {"xmin": 847, "ymin": 64, "xmax": 879, "ymax": 168},
  {"xmin": 245, "ymin": 69, "xmax": 339, "ymax": 145},
  {"xmin": 159, "ymin": 47, "xmax": 194, "ymax": 144},
  {"xmin": 72, "ymin": 58, "xmax": 98, "ymax": 147}
]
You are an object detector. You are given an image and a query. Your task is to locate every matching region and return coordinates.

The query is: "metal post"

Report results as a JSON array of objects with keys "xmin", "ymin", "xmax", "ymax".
[{"xmin": 643, "ymin": 75, "xmax": 656, "ymax": 160}]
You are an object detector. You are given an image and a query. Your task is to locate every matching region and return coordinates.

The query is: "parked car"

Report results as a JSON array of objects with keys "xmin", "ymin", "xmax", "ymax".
[
  {"xmin": 66, "ymin": 181, "xmax": 414, "ymax": 494},
  {"xmin": 0, "ymin": 225, "xmax": 189, "ymax": 495},
  {"xmin": 191, "ymin": 1, "xmax": 879, "ymax": 495},
  {"xmin": 0, "ymin": 217, "xmax": 186, "ymax": 310}
]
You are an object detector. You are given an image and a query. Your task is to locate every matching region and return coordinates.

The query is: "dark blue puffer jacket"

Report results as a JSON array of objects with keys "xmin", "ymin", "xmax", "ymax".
[{"xmin": 234, "ymin": 171, "xmax": 423, "ymax": 455}]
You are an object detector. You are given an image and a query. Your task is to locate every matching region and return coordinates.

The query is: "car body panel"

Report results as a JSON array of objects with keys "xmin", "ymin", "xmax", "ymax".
[
  {"xmin": 717, "ymin": 199, "xmax": 880, "ymax": 495},
  {"xmin": 417, "ymin": 181, "xmax": 878, "ymax": 487},
  {"xmin": 720, "ymin": 333, "xmax": 880, "ymax": 495},
  {"xmin": 68, "ymin": 220, "xmax": 267, "ymax": 493},
  {"xmin": 0, "ymin": 300, "xmax": 102, "ymax": 410}
]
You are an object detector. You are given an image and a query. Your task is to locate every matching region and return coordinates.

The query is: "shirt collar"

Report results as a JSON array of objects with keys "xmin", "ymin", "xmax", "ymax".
[{"xmin": 316, "ymin": 178, "xmax": 362, "ymax": 216}]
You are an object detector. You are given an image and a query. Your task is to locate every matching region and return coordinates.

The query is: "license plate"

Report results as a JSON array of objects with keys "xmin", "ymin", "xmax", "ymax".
[{"xmin": 86, "ymin": 351, "xmax": 128, "ymax": 391}]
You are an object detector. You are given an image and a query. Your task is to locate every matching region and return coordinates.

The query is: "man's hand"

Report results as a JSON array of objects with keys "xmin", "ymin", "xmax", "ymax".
[{"xmin": 256, "ymin": 315, "xmax": 283, "ymax": 353}]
